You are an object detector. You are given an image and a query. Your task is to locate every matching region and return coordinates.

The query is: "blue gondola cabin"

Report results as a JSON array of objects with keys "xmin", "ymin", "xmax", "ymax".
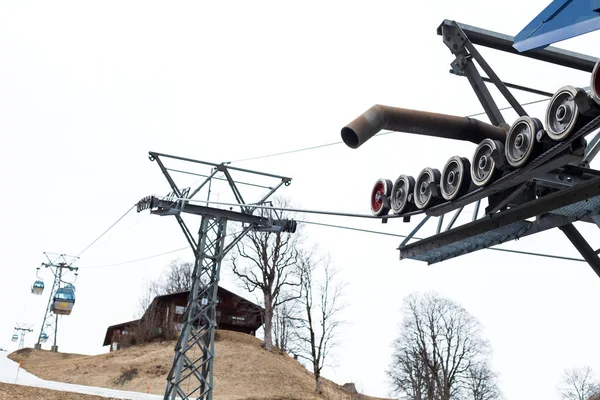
[
  {"xmin": 52, "ymin": 287, "xmax": 75, "ymax": 315},
  {"xmin": 31, "ymin": 280, "xmax": 44, "ymax": 295}
]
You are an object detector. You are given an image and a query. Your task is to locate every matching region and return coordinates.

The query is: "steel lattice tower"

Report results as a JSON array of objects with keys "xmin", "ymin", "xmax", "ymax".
[
  {"xmin": 138, "ymin": 151, "xmax": 296, "ymax": 400},
  {"xmin": 165, "ymin": 217, "xmax": 226, "ymax": 399},
  {"xmin": 14, "ymin": 324, "xmax": 33, "ymax": 350},
  {"xmin": 34, "ymin": 253, "xmax": 79, "ymax": 352}
]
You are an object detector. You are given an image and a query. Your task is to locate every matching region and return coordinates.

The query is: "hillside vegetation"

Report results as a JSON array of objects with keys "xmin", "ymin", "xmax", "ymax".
[
  {"xmin": 0, "ymin": 383, "xmax": 120, "ymax": 400},
  {"xmin": 10, "ymin": 330, "xmax": 387, "ymax": 400}
]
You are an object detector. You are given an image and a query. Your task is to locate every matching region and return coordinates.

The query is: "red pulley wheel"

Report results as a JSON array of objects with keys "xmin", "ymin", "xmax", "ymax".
[{"xmin": 370, "ymin": 178, "xmax": 392, "ymax": 216}]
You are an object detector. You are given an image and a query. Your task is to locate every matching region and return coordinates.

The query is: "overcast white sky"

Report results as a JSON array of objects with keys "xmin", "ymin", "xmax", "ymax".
[{"xmin": 1, "ymin": 1, "xmax": 600, "ymax": 399}]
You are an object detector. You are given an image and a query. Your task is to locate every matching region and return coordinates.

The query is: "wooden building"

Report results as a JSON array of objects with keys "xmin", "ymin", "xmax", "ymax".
[{"xmin": 103, "ymin": 286, "xmax": 263, "ymax": 351}]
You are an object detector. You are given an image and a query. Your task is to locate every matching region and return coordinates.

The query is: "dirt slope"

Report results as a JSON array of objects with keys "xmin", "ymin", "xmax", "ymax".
[
  {"xmin": 0, "ymin": 383, "xmax": 120, "ymax": 400},
  {"xmin": 10, "ymin": 330, "xmax": 388, "ymax": 400}
]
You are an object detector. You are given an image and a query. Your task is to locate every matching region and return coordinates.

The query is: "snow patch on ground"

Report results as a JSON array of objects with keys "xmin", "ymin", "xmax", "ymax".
[{"xmin": 0, "ymin": 351, "xmax": 163, "ymax": 400}]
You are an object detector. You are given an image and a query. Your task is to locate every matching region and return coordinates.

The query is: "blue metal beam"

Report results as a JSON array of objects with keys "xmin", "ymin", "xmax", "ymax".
[{"xmin": 514, "ymin": 0, "xmax": 600, "ymax": 52}]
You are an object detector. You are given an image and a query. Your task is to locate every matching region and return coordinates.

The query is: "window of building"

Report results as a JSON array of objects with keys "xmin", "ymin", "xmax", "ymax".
[{"xmin": 175, "ymin": 306, "xmax": 185, "ymax": 315}]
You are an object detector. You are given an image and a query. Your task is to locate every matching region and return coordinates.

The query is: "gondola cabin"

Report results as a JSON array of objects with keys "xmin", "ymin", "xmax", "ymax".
[
  {"xmin": 31, "ymin": 280, "xmax": 44, "ymax": 295},
  {"xmin": 52, "ymin": 287, "xmax": 75, "ymax": 315},
  {"xmin": 11, "ymin": 334, "xmax": 18, "ymax": 342},
  {"xmin": 40, "ymin": 332, "xmax": 48, "ymax": 342}
]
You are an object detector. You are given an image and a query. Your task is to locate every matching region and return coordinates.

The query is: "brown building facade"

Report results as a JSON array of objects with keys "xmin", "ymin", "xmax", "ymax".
[{"xmin": 103, "ymin": 286, "xmax": 263, "ymax": 351}]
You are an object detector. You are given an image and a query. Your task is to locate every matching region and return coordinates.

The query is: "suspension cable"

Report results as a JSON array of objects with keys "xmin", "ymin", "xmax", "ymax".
[{"xmin": 76, "ymin": 204, "xmax": 136, "ymax": 257}]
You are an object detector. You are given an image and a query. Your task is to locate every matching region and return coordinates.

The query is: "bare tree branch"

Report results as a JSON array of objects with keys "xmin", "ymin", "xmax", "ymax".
[
  {"xmin": 558, "ymin": 367, "xmax": 600, "ymax": 400},
  {"xmin": 386, "ymin": 292, "xmax": 501, "ymax": 400},
  {"xmin": 228, "ymin": 196, "xmax": 302, "ymax": 351},
  {"xmin": 293, "ymin": 251, "xmax": 345, "ymax": 394}
]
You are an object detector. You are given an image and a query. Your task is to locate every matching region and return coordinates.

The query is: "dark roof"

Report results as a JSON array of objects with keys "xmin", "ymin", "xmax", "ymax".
[
  {"xmin": 151, "ymin": 286, "xmax": 264, "ymax": 312},
  {"xmin": 102, "ymin": 319, "xmax": 139, "ymax": 346},
  {"xmin": 103, "ymin": 286, "xmax": 264, "ymax": 346}
]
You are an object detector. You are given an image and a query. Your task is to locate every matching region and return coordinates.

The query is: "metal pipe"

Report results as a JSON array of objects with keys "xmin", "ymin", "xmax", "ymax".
[{"xmin": 341, "ymin": 104, "xmax": 507, "ymax": 149}]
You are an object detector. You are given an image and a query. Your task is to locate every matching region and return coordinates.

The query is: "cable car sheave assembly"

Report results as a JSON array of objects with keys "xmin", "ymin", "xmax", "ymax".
[
  {"xmin": 342, "ymin": 20, "xmax": 600, "ymax": 274},
  {"xmin": 33, "ymin": 253, "xmax": 79, "ymax": 352},
  {"xmin": 137, "ymin": 152, "xmax": 296, "ymax": 400}
]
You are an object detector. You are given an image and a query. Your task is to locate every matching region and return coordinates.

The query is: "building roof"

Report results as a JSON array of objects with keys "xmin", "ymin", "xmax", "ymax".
[
  {"xmin": 152, "ymin": 286, "xmax": 263, "ymax": 311},
  {"xmin": 103, "ymin": 286, "xmax": 264, "ymax": 346},
  {"xmin": 102, "ymin": 319, "xmax": 139, "ymax": 347}
]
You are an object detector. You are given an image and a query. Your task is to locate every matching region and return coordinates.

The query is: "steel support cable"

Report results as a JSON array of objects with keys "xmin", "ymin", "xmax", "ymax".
[
  {"xmin": 76, "ymin": 204, "xmax": 136, "ymax": 257},
  {"xmin": 298, "ymin": 220, "xmax": 585, "ymax": 262},
  {"xmin": 82, "ymin": 247, "xmax": 189, "ymax": 269},
  {"xmin": 80, "ymin": 219, "xmax": 584, "ymax": 269},
  {"xmin": 146, "ymin": 197, "xmax": 590, "ymax": 262},
  {"xmin": 81, "ymin": 229, "xmax": 246, "ymax": 269},
  {"xmin": 159, "ymin": 196, "xmax": 394, "ymax": 219},
  {"xmin": 228, "ymin": 98, "xmax": 552, "ymax": 164}
]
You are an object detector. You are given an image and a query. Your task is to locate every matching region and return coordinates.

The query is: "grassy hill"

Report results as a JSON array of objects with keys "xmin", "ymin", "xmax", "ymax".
[
  {"xmin": 10, "ymin": 330, "xmax": 388, "ymax": 400},
  {"xmin": 0, "ymin": 383, "xmax": 121, "ymax": 400}
]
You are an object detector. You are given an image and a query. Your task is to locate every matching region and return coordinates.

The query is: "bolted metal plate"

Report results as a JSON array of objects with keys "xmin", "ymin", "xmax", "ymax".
[{"xmin": 401, "ymin": 221, "xmax": 531, "ymax": 264}]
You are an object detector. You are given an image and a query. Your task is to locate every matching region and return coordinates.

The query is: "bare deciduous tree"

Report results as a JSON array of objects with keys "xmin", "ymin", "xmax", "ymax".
[
  {"xmin": 294, "ymin": 252, "xmax": 344, "ymax": 393},
  {"xmin": 466, "ymin": 362, "xmax": 502, "ymax": 400},
  {"xmin": 230, "ymin": 197, "xmax": 302, "ymax": 351},
  {"xmin": 159, "ymin": 259, "xmax": 193, "ymax": 294},
  {"xmin": 388, "ymin": 344, "xmax": 431, "ymax": 400},
  {"xmin": 273, "ymin": 295, "xmax": 299, "ymax": 353},
  {"xmin": 136, "ymin": 280, "xmax": 162, "ymax": 318},
  {"xmin": 387, "ymin": 292, "xmax": 500, "ymax": 400},
  {"xmin": 558, "ymin": 367, "xmax": 600, "ymax": 400},
  {"xmin": 136, "ymin": 259, "xmax": 194, "ymax": 317}
]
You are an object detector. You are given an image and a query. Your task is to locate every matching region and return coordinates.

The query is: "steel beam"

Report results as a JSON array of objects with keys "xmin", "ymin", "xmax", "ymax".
[
  {"xmin": 450, "ymin": 72, "xmax": 554, "ymax": 97},
  {"xmin": 437, "ymin": 20, "xmax": 598, "ymax": 72},
  {"xmin": 461, "ymin": 31, "xmax": 528, "ymax": 117},
  {"xmin": 151, "ymin": 199, "xmax": 273, "ymax": 225},
  {"xmin": 559, "ymin": 223, "xmax": 600, "ymax": 277},
  {"xmin": 149, "ymin": 151, "xmax": 291, "ymax": 181},
  {"xmin": 441, "ymin": 22, "xmax": 506, "ymax": 126},
  {"xmin": 399, "ymin": 176, "xmax": 600, "ymax": 259},
  {"xmin": 582, "ymin": 130, "xmax": 600, "ymax": 166}
]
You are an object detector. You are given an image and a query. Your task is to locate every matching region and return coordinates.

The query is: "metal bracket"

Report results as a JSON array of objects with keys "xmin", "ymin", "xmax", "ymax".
[
  {"xmin": 442, "ymin": 23, "xmax": 506, "ymax": 127},
  {"xmin": 485, "ymin": 182, "xmax": 535, "ymax": 215}
]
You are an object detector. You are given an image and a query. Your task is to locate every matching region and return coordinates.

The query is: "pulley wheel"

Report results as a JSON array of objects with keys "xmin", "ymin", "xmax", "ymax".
[
  {"xmin": 370, "ymin": 178, "xmax": 393, "ymax": 216},
  {"xmin": 591, "ymin": 59, "xmax": 600, "ymax": 106},
  {"xmin": 440, "ymin": 156, "xmax": 471, "ymax": 201},
  {"xmin": 390, "ymin": 175, "xmax": 415, "ymax": 214},
  {"xmin": 414, "ymin": 167, "xmax": 441, "ymax": 210},
  {"xmin": 470, "ymin": 139, "xmax": 504, "ymax": 187},
  {"xmin": 505, "ymin": 116, "xmax": 543, "ymax": 168},
  {"xmin": 545, "ymin": 85, "xmax": 586, "ymax": 141}
]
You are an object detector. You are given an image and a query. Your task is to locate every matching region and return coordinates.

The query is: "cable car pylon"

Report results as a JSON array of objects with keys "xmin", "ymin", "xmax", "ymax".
[
  {"xmin": 137, "ymin": 152, "xmax": 296, "ymax": 400},
  {"xmin": 34, "ymin": 253, "xmax": 79, "ymax": 353},
  {"xmin": 14, "ymin": 323, "xmax": 33, "ymax": 350}
]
